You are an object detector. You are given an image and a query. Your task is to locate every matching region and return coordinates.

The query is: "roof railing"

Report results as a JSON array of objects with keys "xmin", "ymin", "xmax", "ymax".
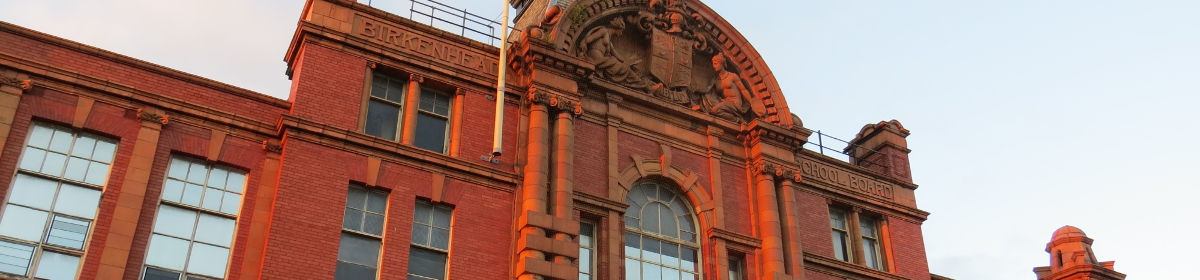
[
  {"xmin": 803, "ymin": 129, "xmax": 889, "ymax": 170},
  {"xmin": 365, "ymin": 0, "xmax": 518, "ymax": 46}
]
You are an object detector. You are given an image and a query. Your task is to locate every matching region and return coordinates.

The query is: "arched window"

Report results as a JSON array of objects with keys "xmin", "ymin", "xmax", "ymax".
[{"xmin": 624, "ymin": 182, "xmax": 700, "ymax": 280}]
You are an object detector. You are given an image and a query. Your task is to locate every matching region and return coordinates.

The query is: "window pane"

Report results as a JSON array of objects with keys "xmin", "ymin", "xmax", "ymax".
[
  {"xmin": 343, "ymin": 209, "xmax": 364, "ymax": 231},
  {"xmin": 90, "ymin": 140, "xmax": 115, "ymax": 163},
  {"xmin": 643, "ymin": 262, "xmax": 662, "ymax": 280},
  {"xmin": 64, "ymin": 157, "xmax": 89, "ymax": 182},
  {"xmin": 220, "ymin": 192, "xmax": 242, "ymax": 215},
  {"xmin": 642, "ymin": 204, "xmax": 660, "ymax": 234},
  {"xmin": 0, "ymin": 205, "xmax": 49, "ymax": 241},
  {"xmin": 168, "ymin": 158, "xmax": 190, "ymax": 179},
  {"xmin": 346, "ymin": 187, "xmax": 367, "ymax": 210},
  {"xmin": 71, "ymin": 136, "xmax": 96, "ymax": 159},
  {"xmin": 335, "ymin": 261, "xmax": 377, "ymax": 280},
  {"xmin": 41, "ymin": 152, "xmax": 67, "ymax": 177},
  {"xmin": 146, "ymin": 234, "xmax": 189, "ymax": 270},
  {"xmin": 365, "ymin": 192, "xmax": 387, "ymax": 214},
  {"xmin": 832, "ymin": 231, "xmax": 849, "ymax": 261},
  {"xmin": 54, "ymin": 183, "xmax": 102, "ymax": 219},
  {"xmin": 10, "ymin": 174, "xmax": 57, "ymax": 209},
  {"xmin": 28, "ymin": 125, "xmax": 54, "ymax": 148},
  {"xmin": 625, "ymin": 217, "xmax": 639, "ymax": 229},
  {"xmin": 48, "ymin": 130, "xmax": 73, "ymax": 153},
  {"xmin": 143, "ymin": 267, "xmax": 181, "ymax": 280},
  {"xmin": 625, "ymin": 258, "xmax": 641, "ymax": 280},
  {"xmin": 830, "ymin": 209, "xmax": 846, "ymax": 230},
  {"xmin": 207, "ymin": 169, "xmax": 229, "ymax": 190},
  {"xmin": 187, "ymin": 242, "xmax": 230, "ymax": 278},
  {"xmin": 224, "ymin": 172, "xmax": 246, "ymax": 193},
  {"xmin": 195, "ymin": 214, "xmax": 236, "ymax": 247},
  {"xmin": 338, "ymin": 233, "xmax": 381, "ymax": 266},
  {"xmin": 642, "ymin": 238, "xmax": 661, "ymax": 263},
  {"xmin": 579, "ymin": 248, "xmax": 591, "ymax": 273},
  {"xmin": 431, "ymin": 207, "xmax": 451, "ymax": 228},
  {"xmin": 863, "ymin": 238, "xmax": 879, "ymax": 269},
  {"xmin": 186, "ymin": 163, "xmax": 207, "ymax": 184},
  {"xmin": 579, "ymin": 223, "xmax": 594, "ymax": 247},
  {"xmin": 860, "ymin": 217, "xmax": 877, "ymax": 238},
  {"xmin": 627, "ymin": 188, "xmax": 648, "ymax": 208},
  {"xmin": 411, "ymin": 224, "xmax": 430, "ymax": 246},
  {"xmin": 413, "ymin": 202, "xmax": 431, "ymax": 224},
  {"xmin": 407, "ymin": 246, "xmax": 447, "ymax": 280},
  {"xmin": 0, "ymin": 240, "xmax": 33, "ymax": 275},
  {"xmin": 659, "ymin": 205, "xmax": 677, "ymax": 238},
  {"xmin": 365, "ymin": 100, "xmax": 400, "ymax": 140},
  {"xmin": 181, "ymin": 183, "xmax": 204, "ymax": 207},
  {"xmin": 46, "ymin": 216, "xmax": 90, "ymax": 249},
  {"xmin": 413, "ymin": 113, "xmax": 448, "ymax": 153},
  {"xmin": 625, "ymin": 233, "xmax": 640, "ymax": 258},
  {"xmin": 84, "ymin": 161, "xmax": 110, "ymax": 185},
  {"xmin": 161, "ymin": 179, "xmax": 186, "ymax": 203},
  {"xmin": 34, "ymin": 251, "xmax": 79, "ymax": 280},
  {"xmin": 201, "ymin": 188, "xmax": 223, "ymax": 211},
  {"xmin": 430, "ymin": 228, "xmax": 450, "ymax": 250},
  {"xmin": 363, "ymin": 213, "xmax": 384, "ymax": 236},
  {"xmin": 18, "ymin": 147, "xmax": 45, "ymax": 172},
  {"xmin": 154, "ymin": 205, "xmax": 198, "ymax": 238},
  {"xmin": 661, "ymin": 242, "xmax": 679, "ymax": 267},
  {"xmin": 680, "ymin": 247, "xmax": 696, "ymax": 271},
  {"xmin": 662, "ymin": 267, "xmax": 681, "ymax": 280}
]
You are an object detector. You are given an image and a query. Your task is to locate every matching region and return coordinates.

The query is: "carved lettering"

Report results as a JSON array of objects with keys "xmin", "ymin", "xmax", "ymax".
[
  {"xmin": 354, "ymin": 16, "xmax": 497, "ymax": 76},
  {"xmin": 801, "ymin": 160, "xmax": 894, "ymax": 200}
]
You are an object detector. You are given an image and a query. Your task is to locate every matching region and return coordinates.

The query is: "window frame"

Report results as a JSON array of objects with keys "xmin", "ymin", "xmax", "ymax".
[
  {"xmin": 0, "ymin": 123, "xmax": 117, "ymax": 280},
  {"xmin": 623, "ymin": 181, "xmax": 703, "ymax": 280},
  {"xmin": 407, "ymin": 199, "xmax": 453, "ymax": 280},
  {"xmin": 828, "ymin": 206, "xmax": 890, "ymax": 272},
  {"xmin": 363, "ymin": 73, "xmax": 408, "ymax": 142},
  {"xmin": 727, "ymin": 253, "xmax": 747, "ymax": 280},
  {"xmin": 336, "ymin": 184, "xmax": 389, "ymax": 280},
  {"xmin": 411, "ymin": 88, "xmax": 453, "ymax": 154},
  {"xmin": 578, "ymin": 221, "xmax": 597, "ymax": 280},
  {"xmin": 858, "ymin": 215, "xmax": 884, "ymax": 270},
  {"xmin": 142, "ymin": 155, "xmax": 248, "ymax": 280}
]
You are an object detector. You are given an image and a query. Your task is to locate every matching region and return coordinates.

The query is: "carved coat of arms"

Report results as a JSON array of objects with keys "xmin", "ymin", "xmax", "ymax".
[{"xmin": 650, "ymin": 29, "xmax": 693, "ymax": 89}]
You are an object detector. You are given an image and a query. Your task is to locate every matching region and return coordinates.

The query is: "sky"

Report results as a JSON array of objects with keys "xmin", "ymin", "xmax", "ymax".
[{"xmin": 3, "ymin": 0, "xmax": 1198, "ymax": 279}]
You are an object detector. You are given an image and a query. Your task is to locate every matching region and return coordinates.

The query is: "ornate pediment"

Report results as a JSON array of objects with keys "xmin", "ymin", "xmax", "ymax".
[{"xmin": 525, "ymin": 0, "xmax": 796, "ymax": 127}]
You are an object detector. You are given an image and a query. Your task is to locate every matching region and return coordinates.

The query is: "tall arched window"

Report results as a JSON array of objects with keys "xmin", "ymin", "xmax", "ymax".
[{"xmin": 624, "ymin": 182, "xmax": 700, "ymax": 280}]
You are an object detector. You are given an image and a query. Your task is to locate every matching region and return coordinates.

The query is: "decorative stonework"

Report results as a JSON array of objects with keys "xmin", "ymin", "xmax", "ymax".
[
  {"xmin": 0, "ymin": 77, "xmax": 31, "ymax": 90},
  {"xmin": 262, "ymin": 140, "xmax": 283, "ymax": 154},
  {"xmin": 754, "ymin": 160, "xmax": 802, "ymax": 182},
  {"xmin": 135, "ymin": 108, "xmax": 170, "ymax": 125},
  {"xmin": 527, "ymin": 87, "xmax": 583, "ymax": 117}
]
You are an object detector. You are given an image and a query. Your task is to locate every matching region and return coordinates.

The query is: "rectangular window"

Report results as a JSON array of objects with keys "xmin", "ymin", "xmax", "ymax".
[
  {"xmin": 143, "ymin": 156, "xmax": 247, "ymax": 280},
  {"xmin": 727, "ymin": 254, "xmax": 746, "ymax": 280},
  {"xmin": 0, "ymin": 124, "xmax": 115, "ymax": 280},
  {"xmin": 412, "ymin": 89, "xmax": 451, "ymax": 153},
  {"xmin": 336, "ymin": 185, "xmax": 388, "ymax": 280},
  {"xmin": 365, "ymin": 74, "xmax": 407, "ymax": 140},
  {"xmin": 860, "ymin": 216, "xmax": 883, "ymax": 270},
  {"xmin": 408, "ymin": 200, "xmax": 452, "ymax": 280},
  {"xmin": 829, "ymin": 208, "xmax": 851, "ymax": 262},
  {"xmin": 579, "ymin": 222, "xmax": 596, "ymax": 280}
]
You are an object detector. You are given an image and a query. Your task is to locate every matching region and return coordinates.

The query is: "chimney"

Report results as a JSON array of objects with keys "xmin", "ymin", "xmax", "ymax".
[{"xmin": 845, "ymin": 120, "xmax": 913, "ymax": 183}]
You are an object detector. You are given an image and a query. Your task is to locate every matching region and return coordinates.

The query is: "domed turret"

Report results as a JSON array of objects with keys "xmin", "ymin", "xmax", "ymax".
[{"xmin": 1033, "ymin": 226, "xmax": 1125, "ymax": 280}]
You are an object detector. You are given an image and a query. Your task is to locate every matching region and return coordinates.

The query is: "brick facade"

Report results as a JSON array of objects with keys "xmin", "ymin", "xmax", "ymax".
[{"xmin": 0, "ymin": 0, "xmax": 943, "ymax": 280}]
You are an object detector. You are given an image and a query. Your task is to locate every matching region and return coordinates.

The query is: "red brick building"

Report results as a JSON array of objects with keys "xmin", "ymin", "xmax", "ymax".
[{"xmin": 0, "ymin": 0, "xmax": 953, "ymax": 279}]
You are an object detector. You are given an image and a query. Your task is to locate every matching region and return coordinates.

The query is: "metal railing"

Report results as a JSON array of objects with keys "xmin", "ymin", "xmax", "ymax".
[
  {"xmin": 365, "ymin": 0, "xmax": 517, "ymax": 46},
  {"xmin": 802, "ymin": 129, "xmax": 889, "ymax": 170}
]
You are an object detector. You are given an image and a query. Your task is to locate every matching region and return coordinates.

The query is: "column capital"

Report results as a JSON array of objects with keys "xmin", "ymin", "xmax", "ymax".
[
  {"xmin": 409, "ymin": 73, "xmax": 425, "ymax": 83},
  {"xmin": 135, "ymin": 108, "xmax": 170, "ymax": 125}
]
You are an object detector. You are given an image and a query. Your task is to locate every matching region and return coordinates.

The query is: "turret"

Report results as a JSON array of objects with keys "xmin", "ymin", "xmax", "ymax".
[{"xmin": 1033, "ymin": 226, "xmax": 1126, "ymax": 280}]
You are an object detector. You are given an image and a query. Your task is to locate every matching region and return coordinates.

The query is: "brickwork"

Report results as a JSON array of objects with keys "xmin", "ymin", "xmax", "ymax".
[
  {"xmin": 574, "ymin": 119, "xmax": 609, "ymax": 198},
  {"xmin": 721, "ymin": 162, "xmax": 753, "ymax": 235},
  {"xmin": 287, "ymin": 44, "xmax": 367, "ymax": 129},
  {"xmin": 796, "ymin": 191, "xmax": 833, "ymax": 257},
  {"xmin": 888, "ymin": 216, "xmax": 931, "ymax": 280}
]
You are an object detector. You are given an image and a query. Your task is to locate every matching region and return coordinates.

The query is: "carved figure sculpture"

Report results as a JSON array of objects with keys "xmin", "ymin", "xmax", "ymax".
[
  {"xmin": 579, "ymin": 18, "xmax": 662, "ymax": 92},
  {"xmin": 705, "ymin": 54, "xmax": 765, "ymax": 121}
]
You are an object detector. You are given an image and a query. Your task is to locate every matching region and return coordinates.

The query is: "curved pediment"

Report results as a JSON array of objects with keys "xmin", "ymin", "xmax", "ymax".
[{"xmin": 535, "ymin": 0, "xmax": 795, "ymax": 127}]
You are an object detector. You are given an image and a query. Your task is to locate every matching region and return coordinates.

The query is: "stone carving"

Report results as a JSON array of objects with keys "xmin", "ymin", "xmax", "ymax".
[
  {"xmin": 699, "ymin": 54, "xmax": 765, "ymax": 121},
  {"xmin": 135, "ymin": 108, "xmax": 170, "ymax": 125},
  {"xmin": 527, "ymin": 87, "xmax": 582, "ymax": 117},
  {"xmin": 579, "ymin": 17, "xmax": 661, "ymax": 93},
  {"xmin": 0, "ymin": 77, "xmax": 31, "ymax": 90},
  {"xmin": 262, "ymin": 140, "xmax": 283, "ymax": 153}
]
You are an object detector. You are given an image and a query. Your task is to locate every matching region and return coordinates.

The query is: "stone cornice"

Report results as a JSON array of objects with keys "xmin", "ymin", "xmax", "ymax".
[
  {"xmin": 278, "ymin": 114, "xmax": 519, "ymax": 190},
  {"xmin": 573, "ymin": 190, "xmax": 629, "ymax": 214},
  {"xmin": 708, "ymin": 227, "xmax": 761, "ymax": 252},
  {"xmin": 797, "ymin": 186, "xmax": 929, "ymax": 223},
  {"xmin": 742, "ymin": 119, "xmax": 808, "ymax": 151},
  {"xmin": 799, "ymin": 149, "xmax": 919, "ymax": 190},
  {"xmin": 0, "ymin": 22, "xmax": 289, "ymax": 109},
  {"xmin": 804, "ymin": 252, "xmax": 914, "ymax": 280},
  {"xmin": 0, "ymin": 52, "xmax": 281, "ymax": 139}
]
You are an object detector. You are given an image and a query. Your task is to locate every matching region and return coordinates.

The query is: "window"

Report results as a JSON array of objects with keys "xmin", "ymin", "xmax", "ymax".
[
  {"xmin": 624, "ymin": 182, "xmax": 700, "ymax": 280},
  {"xmin": 0, "ymin": 124, "xmax": 115, "ymax": 280},
  {"xmin": 579, "ymin": 222, "xmax": 596, "ymax": 280},
  {"xmin": 860, "ymin": 216, "xmax": 883, "ymax": 270},
  {"xmin": 408, "ymin": 200, "xmax": 452, "ymax": 280},
  {"xmin": 727, "ymin": 254, "xmax": 746, "ymax": 280},
  {"xmin": 412, "ymin": 89, "xmax": 451, "ymax": 153},
  {"xmin": 143, "ymin": 156, "xmax": 247, "ymax": 280},
  {"xmin": 364, "ymin": 73, "xmax": 454, "ymax": 154},
  {"xmin": 336, "ymin": 185, "xmax": 388, "ymax": 280},
  {"xmin": 365, "ymin": 73, "xmax": 406, "ymax": 140},
  {"xmin": 829, "ymin": 208, "xmax": 851, "ymax": 262},
  {"xmin": 829, "ymin": 207, "xmax": 888, "ymax": 271}
]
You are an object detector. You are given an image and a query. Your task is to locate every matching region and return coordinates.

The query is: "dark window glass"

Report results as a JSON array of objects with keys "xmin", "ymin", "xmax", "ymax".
[
  {"xmin": 46, "ymin": 215, "xmax": 89, "ymax": 249},
  {"xmin": 407, "ymin": 246, "xmax": 448, "ymax": 280},
  {"xmin": 413, "ymin": 113, "xmax": 447, "ymax": 153},
  {"xmin": 143, "ymin": 267, "xmax": 181, "ymax": 280},
  {"xmin": 365, "ymin": 100, "xmax": 400, "ymax": 140},
  {"xmin": 335, "ymin": 261, "xmax": 377, "ymax": 280}
]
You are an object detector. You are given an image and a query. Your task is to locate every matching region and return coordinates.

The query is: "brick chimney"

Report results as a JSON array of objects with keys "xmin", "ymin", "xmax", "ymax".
[
  {"xmin": 845, "ymin": 120, "xmax": 913, "ymax": 183},
  {"xmin": 1033, "ymin": 226, "xmax": 1125, "ymax": 280}
]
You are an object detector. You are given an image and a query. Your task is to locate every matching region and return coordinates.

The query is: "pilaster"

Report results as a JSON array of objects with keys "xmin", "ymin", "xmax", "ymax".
[{"xmin": 98, "ymin": 108, "xmax": 168, "ymax": 279}]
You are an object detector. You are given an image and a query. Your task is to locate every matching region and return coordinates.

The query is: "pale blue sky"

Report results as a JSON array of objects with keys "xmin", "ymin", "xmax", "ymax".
[{"xmin": 3, "ymin": 0, "xmax": 1197, "ymax": 279}]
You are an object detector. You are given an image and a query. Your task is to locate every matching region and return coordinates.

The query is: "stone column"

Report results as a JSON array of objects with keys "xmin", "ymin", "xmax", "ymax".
[
  {"xmin": 551, "ymin": 110, "xmax": 575, "ymax": 264},
  {"xmin": 0, "ymin": 71, "xmax": 30, "ymax": 152},
  {"xmin": 754, "ymin": 164, "xmax": 786, "ymax": 280},
  {"xmin": 520, "ymin": 100, "xmax": 551, "ymax": 256},
  {"xmin": 777, "ymin": 179, "xmax": 805, "ymax": 277},
  {"xmin": 400, "ymin": 74, "xmax": 424, "ymax": 144},
  {"xmin": 100, "ymin": 109, "xmax": 166, "ymax": 279}
]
